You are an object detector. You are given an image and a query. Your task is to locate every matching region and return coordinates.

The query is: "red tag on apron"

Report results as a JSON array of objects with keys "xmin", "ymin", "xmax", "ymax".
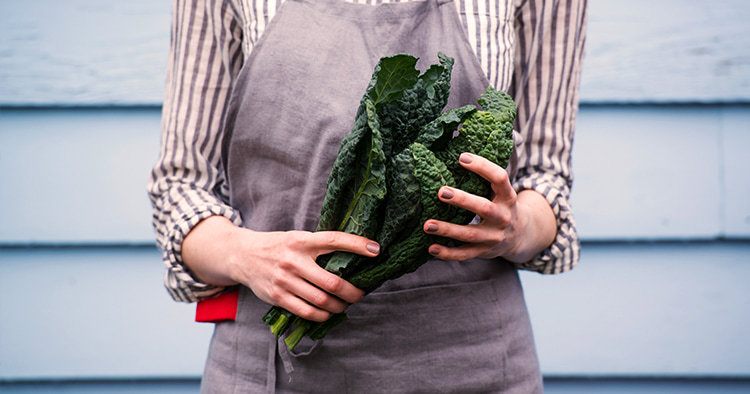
[{"xmin": 195, "ymin": 289, "xmax": 239, "ymax": 322}]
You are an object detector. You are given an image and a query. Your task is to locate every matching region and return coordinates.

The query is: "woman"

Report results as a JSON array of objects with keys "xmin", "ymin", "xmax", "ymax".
[{"xmin": 147, "ymin": 0, "xmax": 586, "ymax": 392}]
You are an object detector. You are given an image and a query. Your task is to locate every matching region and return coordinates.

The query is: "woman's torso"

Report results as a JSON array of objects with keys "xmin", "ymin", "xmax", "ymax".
[
  {"xmin": 221, "ymin": 0, "xmax": 522, "ymax": 294},
  {"xmin": 202, "ymin": 1, "xmax": 541, "ymax": 392}
]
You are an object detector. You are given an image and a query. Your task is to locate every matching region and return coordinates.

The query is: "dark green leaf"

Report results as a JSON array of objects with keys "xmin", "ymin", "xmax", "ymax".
[
  {"xmin": 415, "ymin": 104, "xmax": 476, "ymax": 151},
  {"xmin": 324, "ymin": 99, "xmax": 388, "ymax": 275},
  {"xmin": 367, "ymin": 55, "xmax": 420, "ymax": 106}
]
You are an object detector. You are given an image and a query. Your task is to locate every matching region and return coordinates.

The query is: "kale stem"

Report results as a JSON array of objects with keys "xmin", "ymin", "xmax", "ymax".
[
  {"xmin": 284, "ymin": 321, "xmax": 311, "ymax": 350},
  {"xmin": 270, "ymin": 312, "xmax": 291, "ymax": 336},
  {"xmin": 262, "ymin": 307, "xmax": 280, "ymax": 326},
  {"xmin": 338, "ymin": 134, "xmax": 375, "ymax": 232}
]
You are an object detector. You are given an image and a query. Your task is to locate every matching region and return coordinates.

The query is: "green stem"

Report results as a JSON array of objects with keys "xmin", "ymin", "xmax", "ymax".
[
  {"xmin": 262, "ymin": 307, "xmax": 280, "ymax": 326},
  {"xmin": 284, "ymin": 321, "xmax": 311, "ymax": 351},
  {"xmin": 270, "ymin": 312, "xmax": 291, "ymax": 337},
  {"xmin": 337, "ymin": 134, "xmax": 375, "ymax": 232}
]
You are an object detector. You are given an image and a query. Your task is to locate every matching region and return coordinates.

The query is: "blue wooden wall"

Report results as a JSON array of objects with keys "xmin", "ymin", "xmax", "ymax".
[{"xmin": 1, "ymin": 0, "xmax": 749, "ymax": 392}]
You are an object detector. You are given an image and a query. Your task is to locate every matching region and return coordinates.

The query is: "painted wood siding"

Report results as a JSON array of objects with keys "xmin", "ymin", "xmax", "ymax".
[
  {"xmin": 2, "ymin": 106, "xmax": 749, "ymax": 243},
  {"xmin": 1, "ymin": 0, "xmax": 749, "ymax": 392},
  {"xmin": 1, "ymin": 0, "xmax": 749, "ymax": 105},
  {"xmin": 2, "ymin": 243, "xmax": 749, "ymax": 379}
]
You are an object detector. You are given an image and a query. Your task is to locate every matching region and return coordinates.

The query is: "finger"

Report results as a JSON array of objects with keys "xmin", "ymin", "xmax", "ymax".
[
  {"xmin": 438, "ymin": 186, "xmax": 509, "ymax": 224},
  {"xmin": 458, "ymin": 152, "xmax": 517, "ymax": 203},
  {"xmin": 285, "ymin": 276, "xmax": 348, "ymax": 314},
  {"xmin": 427, "ymin": 242, "xmax": 486, "ymax": 262},
  {"xmin": 305, "ymin": 231, "xmax": 380, "ymax": 257},
  {"xmin": 296, "ymin": 259, "xmax": 365, "ymax": 304},
  {"xmin": 423, "ymin": 219, "xmax": 504, "ymax": 244},
  {"xmin": 277, "ymin": 293, "xmax": 331, "ymax": 323}
]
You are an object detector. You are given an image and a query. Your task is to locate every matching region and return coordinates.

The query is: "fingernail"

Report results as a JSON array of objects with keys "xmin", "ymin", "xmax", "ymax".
[
  {"xmin": 426, "ymin": 223, "xmax": 438, "ymax": 233},
  {"xmin": 428, "ymin": 245, "xmax": 440, "ymax": 255},
  {"xmin": 459, "ymin": 153, "xmax": 472, "ymax": 164},
  {"xmin": 366, "ymin": 242, "xmax": 380, "ymax": 254},
  {"xmin": 440, "ymin": 188, "xmax": 454, "ymax": 199}
]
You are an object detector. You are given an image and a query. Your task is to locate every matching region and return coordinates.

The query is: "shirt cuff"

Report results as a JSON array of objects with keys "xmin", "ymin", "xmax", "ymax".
[
  {"xmin": 162, "ymin": 203, "xmax": 243, "ymax": 303},
  {"xmin": 511, "ymin": 172, "xmax": 581, "ymax": 274}
]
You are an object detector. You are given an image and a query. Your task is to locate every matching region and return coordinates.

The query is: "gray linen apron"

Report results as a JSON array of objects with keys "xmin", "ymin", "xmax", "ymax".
[{"xmin": 204, "ymin": 0, "xmax": 542, "ymax": 392}]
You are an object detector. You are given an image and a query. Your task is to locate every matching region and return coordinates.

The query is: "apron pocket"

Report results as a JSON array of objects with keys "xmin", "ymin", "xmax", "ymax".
[
  {"xmin": 347, "ymin": 278, "xmax": 501, "ymax": 318},
  {"xmin": 323, "ymin": 278, "xmax": 510, "ymax": 392}
]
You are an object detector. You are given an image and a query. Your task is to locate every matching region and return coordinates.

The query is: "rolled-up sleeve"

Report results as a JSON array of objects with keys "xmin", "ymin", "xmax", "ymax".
[
  {"xmin": 509, "ymin": 0, "xmax": 587, "ymax": 274},
  {"xmin": 146, "ymin": 0, "xmax": 245, "ymax": 302}
]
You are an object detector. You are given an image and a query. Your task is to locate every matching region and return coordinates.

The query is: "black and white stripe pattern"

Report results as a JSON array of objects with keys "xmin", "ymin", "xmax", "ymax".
[
  {"xmin": 147, "ymin": 0, "xmax": 587, "ymax": 302},
  {"xmin": 510, "ymin": 0, "xmax": 587, "ymax": 274}
]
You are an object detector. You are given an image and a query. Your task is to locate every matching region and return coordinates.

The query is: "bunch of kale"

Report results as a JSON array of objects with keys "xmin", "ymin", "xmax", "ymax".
[{"xmin": 262, "ymin": 53, "xmax": 517, "ymax": 350}]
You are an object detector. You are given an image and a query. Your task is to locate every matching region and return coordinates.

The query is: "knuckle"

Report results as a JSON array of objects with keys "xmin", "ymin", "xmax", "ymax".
[
  {"xmin": 321, "ymin": 232, "xmax": 338, "ymax": 248},
  {"xmin": 490, "ymin": 231, "xmax": 505, "ymax": 244},
  {"xmin": 301, "ymin": 306, "xmax": 328, "ymax": 322},
  {"xmin": 277, "ymin": 258, "xmax": 295, "ymax": 271},
  {"xmin": 352, "ymin": 289, "xmax": 365, "ymax": 303},
  {"xmin": 495, "ymin": 169, "xmax": 509, "ymax": 185},
  {"xmin": 331, "ymin": 301, "xmax": 347, "ymax": 314},
  {"xmin": 310, "ymin": 292, "xmax": 330, "ymax": 308},
  {"xmin": 318, "ymin": 311, "xmax": 332, "ymax": 322},
  {"xmin": 287, "ymin": 231, "xmax": 308, "ymax": 249},
  {"xmin": 266, "ymin": 288, "xmax": 282, "ymax": 303},
  {"xmin": 433, "ymin": 247, "xmax": 449, "ymax": 259},
  {"xmin": 497, "ymin": 209, "xmax": 512, "ymax": 225},
  {"xmin": 479, "ymin": 201, "xmax": 497, "ymax": 219},
  {"xmin": 499, "ymin": 213, "xmax": 512, "ymax": 225},
  {"xmin": 323, "ymin": 275, "xmax": 344, "ymax": 294},
  {"xmin": 270, "ymin": 271, "xmax": 286, "ymax": 288},
  {"xmin": 464, "ymin": 227, "xmax": 480, "ymax": 242},
  {"xmin": 456, "ymin": 250, "xmax": 473, "ymax": 261},
  {"xmin": 506, "ymin": 192, "xmax": 518, "ymax": 205},
  {"xmin": 297, "ymin": 305, "xmax": 315, "ymax": 320}
]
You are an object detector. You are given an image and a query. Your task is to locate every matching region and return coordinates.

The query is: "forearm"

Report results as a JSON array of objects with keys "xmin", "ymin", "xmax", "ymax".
[
  {"xmin": 182, "ymin": 215, "xmax": 242, "ymax": 287},
  {"xmin": 504, "ymin": 189, "xmax": 557, "ymax": 264}
]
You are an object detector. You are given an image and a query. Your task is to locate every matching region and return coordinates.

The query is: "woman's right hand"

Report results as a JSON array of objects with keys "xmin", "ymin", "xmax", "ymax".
[{"xmin": 181, "ymin": 216, "xmax": 380, "ymax": 322}]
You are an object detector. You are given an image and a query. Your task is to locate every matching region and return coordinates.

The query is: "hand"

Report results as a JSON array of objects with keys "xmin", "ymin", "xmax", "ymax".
[
  {"xmin": 182, "ymin": 217, "xmax": 380, "ymax": 322},
  {"xmin": 422, "ymin": 152, "xmax": 554, "ymax": 263},
  {"xmin": 229, "ymin": 230, "xmax": 380, "ymax": 322}
]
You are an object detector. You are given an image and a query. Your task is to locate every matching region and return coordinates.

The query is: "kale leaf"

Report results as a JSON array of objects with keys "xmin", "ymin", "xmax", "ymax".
[{"xmin": 262, "ymin": 54, "xmax": 518, "ymax": 350}]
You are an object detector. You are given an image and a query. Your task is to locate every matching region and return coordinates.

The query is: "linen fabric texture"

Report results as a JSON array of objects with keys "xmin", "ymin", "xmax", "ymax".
[
  {"xmin": 199, "ymin": 0, "xmax": 544, "ymax": 391},
  {"xmin": 146, "ymin": 0, "xmax": 588, "ymax": 303}
]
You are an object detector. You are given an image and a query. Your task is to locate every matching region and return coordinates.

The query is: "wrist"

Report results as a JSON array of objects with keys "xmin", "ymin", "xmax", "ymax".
[
  {"xmin": 182, "ymin": 215, "xmax": 243, "ymax": 287},
  {"xmin": 502, "ymin": 190, "xmax": 556, "ymax": 264},
  {"xmin": 502, "ymin": 197, "xmax": 534, "ymax": 263}
]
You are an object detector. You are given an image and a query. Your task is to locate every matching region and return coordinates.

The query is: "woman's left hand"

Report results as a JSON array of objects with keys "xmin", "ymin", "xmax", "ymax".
[{"xmin": 423, "ymin": 152, "xmax": 533, "ymax": 263}]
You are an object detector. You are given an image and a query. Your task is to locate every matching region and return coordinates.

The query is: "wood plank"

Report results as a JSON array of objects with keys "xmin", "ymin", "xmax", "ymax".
[
  {"xmin": 3, "ymin": 106, "xmax": 747, "ymax": 242},
  {"xmin": 543, "ymin": 378, "xmax": 750, "ymax": 394},
  {"xmin": 0, "ymin": 380, "xmax": 201, "ymax": 394},
  {"xmin": 0, "ymin": 247, "xmax": 212, "ymax": 380},
  {"xmin": 1, "ymin": 0, "xmax": 749, "ymax": 105},
  {"xmin": 582, "ymin": 0, "xmax": 750, "ymax": 103},
  {"xmin": 571, "ymin": 106, "xmax": 723, "ymax": 240},
  {"xmin": 0, "ymin": 109, "xmax": 159, "ymax": 243},
  {"xmin": 720, "ymin": 107, "xmax": 750, "ymax": 236},
  {"xmin": 2, "ymin": 378, "xmax": 750, "ymax": 394},
  {"xmin": 0, "ymin": 242, "xmax": 748, "ymax": 379},
  {"xmin": 521, "ymin": 242, "xmax": 750, "ymax": 376},
  {"xmin": 0, "ymin": 0, "xmax": 170, "ymax": 106}
]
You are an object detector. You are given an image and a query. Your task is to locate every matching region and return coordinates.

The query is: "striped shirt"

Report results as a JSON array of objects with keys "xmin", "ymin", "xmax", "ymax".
[{"xmin": 147, "ymin": 0, "xmax": 588, "ymax": 302}]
